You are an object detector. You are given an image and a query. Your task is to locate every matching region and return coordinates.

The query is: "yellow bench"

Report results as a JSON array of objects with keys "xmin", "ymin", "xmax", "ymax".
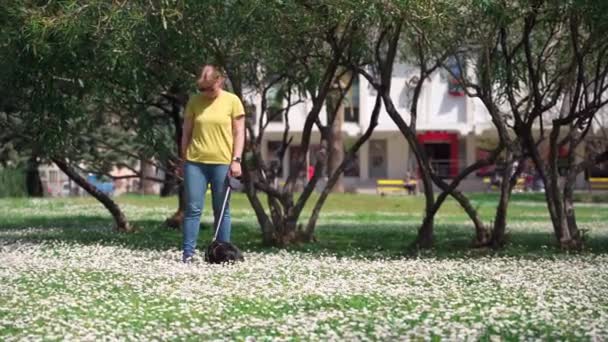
[
  {"xmin": 376, "ymin": 179, "xmax": 417, "ymax": 195},
  {"xmin": 483, "ymin": 176, "xmax": 526, "ymax": 191},
  {"xmin": 514, "ymin": 176, "xmax": 526, "ymax": 192},
  {"xmin": 589, "ymin": 177, "xmax": 608, "ymax": 190}
]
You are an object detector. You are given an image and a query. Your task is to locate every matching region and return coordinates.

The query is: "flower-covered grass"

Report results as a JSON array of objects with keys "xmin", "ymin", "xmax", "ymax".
[{"xmin": 1, "ymin": 193, "xmax": 607, "ymax": 340}]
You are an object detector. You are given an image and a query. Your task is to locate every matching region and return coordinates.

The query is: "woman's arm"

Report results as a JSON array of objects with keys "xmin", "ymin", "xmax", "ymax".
[
  {"xmin": 230, "ymin": 115, "xmax": 245, "ymax": 177},
  {"xmin": 178, "ymin": 116, "xmax": 194, "ymax": 176},
  {"xmin": 181, "ymin": 116, "xmax": 194, "ymax": 159}
]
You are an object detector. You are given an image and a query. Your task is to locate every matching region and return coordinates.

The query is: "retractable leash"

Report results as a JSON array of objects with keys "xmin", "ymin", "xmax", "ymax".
[
  {"xmin": 205, "ymin": 176, "xmax": 245, "ymax": 264},
  {"xmin": 212, "ymin": 176, "xmax": 233, "ymax": 242}
]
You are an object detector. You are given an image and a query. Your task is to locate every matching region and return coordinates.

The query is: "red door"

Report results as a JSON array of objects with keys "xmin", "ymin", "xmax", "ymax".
[{"xmin": 417, "ymin": 131, "xmax": 459, "ymax": 178}]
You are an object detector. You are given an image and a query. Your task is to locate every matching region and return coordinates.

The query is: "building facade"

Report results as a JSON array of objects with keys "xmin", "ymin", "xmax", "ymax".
[
  {"xmin": 38, "ymin": 62, "xmax": 608, "ymax": 196},
  {"xmin": 251, "ymin": 63, "xmax": 608, "ymax": 191}
]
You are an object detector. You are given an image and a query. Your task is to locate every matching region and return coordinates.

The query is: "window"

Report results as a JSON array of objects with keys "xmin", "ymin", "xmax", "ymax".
[
  {"xmin": 424, "ymin": 143, "xmax": 452, "ymax": 178},
  {"xmin": 344, "ymin": 75, "xmax": 360, "ymax": 123},
  {"xmin": 49, "ymin": 170, "xmax": 58, "ymax": 183},
  {"xmin": 445, "ymin": 55, "xmax": 465, "ymax": 96},
  {"xmin": 344, "ymin": 153, "xmax": 360, "ymax": 177}
]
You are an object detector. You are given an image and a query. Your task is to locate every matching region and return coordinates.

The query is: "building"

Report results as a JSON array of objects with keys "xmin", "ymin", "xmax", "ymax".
[
  {"xmin": 249, "ymin": 63, "xmax": 608, "ymax": 191},
  {"xmin": 37, "ymin": 62, "xmax": 608, "ymax": 196}
]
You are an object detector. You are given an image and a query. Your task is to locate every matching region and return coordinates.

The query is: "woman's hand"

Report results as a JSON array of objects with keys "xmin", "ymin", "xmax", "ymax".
[
  {"xmin": 175, "ymin": 159, "xmax": 185, "ymax": 178},
  {"xmin": 230, "ymin": 161, "xmax": 242, "ymax": 178}
]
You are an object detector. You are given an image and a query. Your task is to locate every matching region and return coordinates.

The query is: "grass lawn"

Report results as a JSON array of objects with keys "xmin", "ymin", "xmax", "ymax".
[{"xmin": 1, "ymin": 193, "xmax": 607, "ymax": 340}]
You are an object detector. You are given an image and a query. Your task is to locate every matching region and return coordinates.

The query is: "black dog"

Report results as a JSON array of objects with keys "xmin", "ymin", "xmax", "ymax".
[
  {"xmin": 202, "ymin": 176, "xmax": 245, "ymax": 264},
  {"xmin": 204, "ymin": 240, "xmax": 244, "ymax": 264}
]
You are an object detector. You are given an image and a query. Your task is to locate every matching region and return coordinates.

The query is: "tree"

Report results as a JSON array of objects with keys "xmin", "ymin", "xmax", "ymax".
[
  {"xmin": 457, "ymin": 0, "xmax": 608, "ymax": 248},
  {"xmin": 0, "ymin": 0, "xmax": 135, "ymax": 231},
  {"xmin": 351, "ymin": 1, "xmax": 496, "ymax": 248},
  {"xmin": 238, "ymin": 3, "xmax": 355, "ymax": 246},
  {"xmin": 211, "ymin": 1, "xmax": 380, "ymax": 246}
]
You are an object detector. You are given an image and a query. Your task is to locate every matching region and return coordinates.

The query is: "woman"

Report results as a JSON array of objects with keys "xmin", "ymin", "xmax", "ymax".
[{"xmin": 180, "ymin": 65, "xmax": 246, "ymax": 263}]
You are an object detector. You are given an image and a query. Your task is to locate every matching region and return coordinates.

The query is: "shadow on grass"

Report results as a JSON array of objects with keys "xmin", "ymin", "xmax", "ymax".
[{"xmin": 1, "ymin": 215, "xmax": 607, "ymax": 259}]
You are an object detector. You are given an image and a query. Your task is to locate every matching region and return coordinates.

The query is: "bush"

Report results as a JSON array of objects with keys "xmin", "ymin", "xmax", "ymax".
[{"xmin": 0, "ymin": 167, "xmax": 27, "ymax": 197}]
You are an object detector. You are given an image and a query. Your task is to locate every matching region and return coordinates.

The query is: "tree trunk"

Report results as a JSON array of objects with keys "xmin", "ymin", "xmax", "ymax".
[
  {"xmin": 561, "ymin": 138, "xmax": 583, "ymax": 249},
  {"xmin": 241, "ymin": 159, "xmax": 276, "ymax": 244},
  {"xmin": 418, "ymin": 145, "xmax": 505, "ymax": 248},
  {"xmin": 522, "ymin": 128, "xmax": 563, "ymax": 244},
  {"xmin": 562, "ymin": 179, "xmax": 581, "ymax": 249},
  {"xmin": 53, "ymin": 158, "xmax": 133, "ymax": 232},
  {"xmin": 164, "ymin": 183, "xmax": 185, "ymax": 229},
  {"xmin": 416, "ymin": 213, "xmax": 434, "ymax": 249},
  {"xmin": 305, "ymin": 95, "xmax": 382, "ymax": 241},
  {"xmin": 260, "ymin": 221, "xmax": 276, "ymax": 246},
  {"xmin": 379, "ymin": 77, "xmax": 436, "ymax": 249},
  {"xmin": 542, "ymin": 82, "xmax": 577, "ymax": 246},
  {"xmin": 164, "ymin": 95, "xmax": 185, "ymax": 227},
  {"xmin": 407, "ymin": 142, "xmax": 435, "ymax": 249},
  {"xmin": 271, "ymin": 218, "xmax": 310, "ymax": 247},
  {"xmin": 228, "ymin": 38, "xmax": 343, "ymax": 248},
  {"xmin": 141, "ymin": 159, "xmax": 156, "ymax": 195},
  {"xmin": 411, "ymin": 157, "xmax": 436, "ymax": 249},
  {"xmin": 491, "ymin": 157, "xmax": 514, "ymax": 248},
  {"xmin": 25, "ymin": 156, "xmax": 43, "ymax": 197},
  {"xmin": 452, "ymin": 190, "xmax": 490, "ymax": 246},
  {"xmin": 545, "ymin": 125, "xmax": 573, "ymax": 245},
  {"xmin": 326, "ymin": 87, "xmax": 345, "ymax": 193},
  {"xmin": 160, "ymin": 157, "xmax": 179, "ymax": 197},
  {"xmin": 304, "ymin": 156, "xmax": 342, "ymax": 241},
  {"xmin": 377, "ymin": 95, "xmax": 436, "ymax": 248}
]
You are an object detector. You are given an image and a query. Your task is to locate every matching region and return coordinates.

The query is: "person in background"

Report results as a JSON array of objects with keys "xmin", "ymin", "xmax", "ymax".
[
  {"xmin": 307, "ymin": 165, "xmax": 315, "ymax": 182},
  {"xmin": 403, "ymin": 171, "xmax": 418, "ymax": 195}
]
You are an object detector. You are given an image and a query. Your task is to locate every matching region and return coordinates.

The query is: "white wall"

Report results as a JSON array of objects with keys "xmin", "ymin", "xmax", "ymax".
[
  {"xmin": 387, "ymin": 134, "xmax": 409, "ymax": 178},
  {"xmin": 254, "ymin": 62, "xmax": 497, "ymax": 138},
  {"xmin": 425, "ymin": 73, "xmax": 467, "ymax": 124}
]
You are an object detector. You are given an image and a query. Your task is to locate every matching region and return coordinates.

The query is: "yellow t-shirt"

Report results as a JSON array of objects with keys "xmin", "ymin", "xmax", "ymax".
[{"xmin": 185, "ymin": 90, "xmax": 245, "ymax": 164}]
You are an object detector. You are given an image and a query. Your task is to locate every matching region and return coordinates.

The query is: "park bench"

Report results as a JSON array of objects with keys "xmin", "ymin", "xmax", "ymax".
[
  {"xmin": 483, "ymin": 176, "xmax": 526, "ymax": 192},
  {"xmin": 589, "ymin": 177, "xmax": 608, "ymax": 191},
  {"xmin": 376, "ymin": 179, "xmax": 417, "ymax": 195}
]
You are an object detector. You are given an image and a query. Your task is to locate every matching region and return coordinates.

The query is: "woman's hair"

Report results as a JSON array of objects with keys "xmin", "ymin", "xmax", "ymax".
[{"xmin": 197, "ymin": 64, "xmax": 225, "ymax": 90}]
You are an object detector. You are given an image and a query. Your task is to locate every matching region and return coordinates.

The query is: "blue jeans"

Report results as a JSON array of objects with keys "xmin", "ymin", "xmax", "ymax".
[{"xmin": 183, "ymin": 161, "xmax": 231, "ymax": 257}]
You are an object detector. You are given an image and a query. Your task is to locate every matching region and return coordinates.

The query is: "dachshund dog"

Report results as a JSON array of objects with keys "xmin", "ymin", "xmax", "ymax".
[
  {"xmin": 204, "ymin": 240, "xmax": 244, "ymax": 264},
  {"xmin": 202, "ymin": 176, "xmax": 245, "ymax": 264}
]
